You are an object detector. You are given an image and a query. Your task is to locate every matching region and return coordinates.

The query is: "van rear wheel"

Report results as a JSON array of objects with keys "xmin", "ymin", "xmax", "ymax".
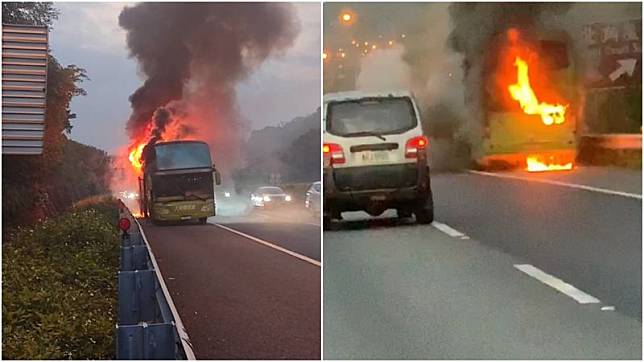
[
  {"xmin": 397, "ymin": 209, "xmax": 412, "ymax": 219},
  {"xmin": 323, "ymin": 214, "xmax": 331, "ymax": 229},
  {"xmin": 414, "ymin": 193, "xmax": 434, "ymax": 224}
]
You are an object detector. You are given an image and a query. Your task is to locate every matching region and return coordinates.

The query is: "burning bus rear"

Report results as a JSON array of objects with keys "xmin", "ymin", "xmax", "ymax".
[
  {"xmin": 138, "ymin": 140, "xmax": 221, "ymax": 224},
  {"xmin": 474, "ymin": 28, "xmax": 579, "ymax": 172}
]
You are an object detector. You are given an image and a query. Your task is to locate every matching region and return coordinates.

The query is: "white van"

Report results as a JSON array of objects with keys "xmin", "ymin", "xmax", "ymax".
[{"xmin": 323, "ymin": 90, "xmax": 434, "ymax": 226}]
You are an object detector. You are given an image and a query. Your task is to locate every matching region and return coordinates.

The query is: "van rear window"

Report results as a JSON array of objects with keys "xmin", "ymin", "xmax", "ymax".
[{"xmin": 326, "ymin": 97, "xmax": 417, "ymax": 136}]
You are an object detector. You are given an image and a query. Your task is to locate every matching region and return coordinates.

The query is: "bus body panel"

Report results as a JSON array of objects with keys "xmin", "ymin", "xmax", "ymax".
[
  {"xmin": 140, "ymin": 140, "xmax": 218, "ymax": 223},
  {"xmin": 474, "ymin": 29, "xmax": 579, "ymax": 169}
]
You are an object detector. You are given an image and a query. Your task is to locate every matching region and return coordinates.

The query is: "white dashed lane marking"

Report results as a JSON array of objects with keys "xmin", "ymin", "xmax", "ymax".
[
  {"xmin": 432, "ymin": 221, "xmax": 471, "ymax": 239},
  {"xmin": 430, "ymin": 221, "xmax": 610, "ymax": 309},
  {"xmin": 514, "ymin": 264, "xmax": 601, "ymax": 304}
]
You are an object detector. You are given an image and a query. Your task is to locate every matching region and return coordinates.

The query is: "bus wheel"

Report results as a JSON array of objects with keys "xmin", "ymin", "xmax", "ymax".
[{"xmin": 198, "ymin": 217, "xmax": 207, "ymax": 225}]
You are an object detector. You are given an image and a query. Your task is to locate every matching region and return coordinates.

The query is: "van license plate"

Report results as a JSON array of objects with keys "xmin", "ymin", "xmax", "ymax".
[
  {"xmin": 370, "ymin": 195, "xmax": 386, "ymax": 201},
  {"xmin": 361, "ymin": 151, "xmax": 388, "ymax": 162}
]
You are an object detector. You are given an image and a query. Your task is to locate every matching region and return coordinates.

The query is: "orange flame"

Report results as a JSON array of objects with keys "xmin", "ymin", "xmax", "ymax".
[
  {"xmin": 124, "ymin": 113, "xmax": 201, "ymax": 174},
  {"xmin": 128, "ymin": 143, "xmax": 145, "ymax": 171},
  {"xmin": 526, "ymin": 155, "xmax": 573, "ymax": 172},
  {"xmin": 508, "ymin": 56, "xmax": 567, "ymax": 126}
]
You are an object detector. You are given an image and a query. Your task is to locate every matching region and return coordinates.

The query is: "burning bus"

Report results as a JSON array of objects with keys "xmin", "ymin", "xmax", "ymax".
[
  {"xmin": 134, "ymin": 140, "xmax": 221, "ymax": 224},
  {"xmin": 472, "ymin": 28, "xmax": 579, "ymax": 172}
]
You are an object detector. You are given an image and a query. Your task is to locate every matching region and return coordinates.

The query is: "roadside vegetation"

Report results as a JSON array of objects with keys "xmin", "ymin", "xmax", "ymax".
[
  {"xmin": 2, "ymin": 3, "xmax": 119, "ymax": 359},
  {"xmin": 233, "ymin": 109, "xmax": 321, "ymax": 192},
  {"xmin": 2, "ymin": 2, "xmax": 112, "ymax": 229},
  {"xmin": 2, "ymin": 197, "xmax": 120, "ymax": 359}
]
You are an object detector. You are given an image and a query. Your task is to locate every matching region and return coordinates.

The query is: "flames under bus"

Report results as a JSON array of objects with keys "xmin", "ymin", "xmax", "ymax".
[
  {"xmin": 473, "ymin": 28, "xmax": 578, "ymax": 172},
  {"xmin": 139, "ymin": 140, "xmax": 221, "ymax": 224}
]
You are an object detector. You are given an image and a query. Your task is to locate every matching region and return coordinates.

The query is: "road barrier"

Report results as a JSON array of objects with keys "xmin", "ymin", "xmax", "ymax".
[
  {"xmin": 580, "ymin": 133, "xmax": 642, "ymax": 150},
  {"xmin": 116, "ymin": 201, "xmax": 196, "ymax": 359},
  {"xmin": 578, "ymin": 134, "xmax": 642, "ymax": 167}
]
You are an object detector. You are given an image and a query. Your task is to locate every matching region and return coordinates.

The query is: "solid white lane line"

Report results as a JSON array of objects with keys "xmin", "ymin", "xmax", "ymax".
[
  {"xmin": 514, "ymin": 264, "xmax": 601, "ymax": 304},
  {"xmin": 135, "ymin": 218, "xmax": 197, "ymax": 360},
  {"xmin": 432, "ymin": 221, "xmax": 470, "ymax": 239},
  {"xmin": 214, "ymin": 223, "xmax": 321, "ymax": 267},
  {"xmin": 469, "ymin": 170, "xmax": 642, "ymax": 200}
]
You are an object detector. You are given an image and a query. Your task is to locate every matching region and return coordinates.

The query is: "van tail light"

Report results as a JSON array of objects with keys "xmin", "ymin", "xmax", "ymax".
[
  {"xmin": 405, "ymin": 136, "xmax": 429, "ymax": 158},
  {"xmin": 323, "ymin": 143, "xmax": 345, "ymax": 165}
]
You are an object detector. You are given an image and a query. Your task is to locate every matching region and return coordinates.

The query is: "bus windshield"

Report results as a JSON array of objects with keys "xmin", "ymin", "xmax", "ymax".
[{"xmin": 155, "ymin": 142, "xmax": 212, "ymax": 171}]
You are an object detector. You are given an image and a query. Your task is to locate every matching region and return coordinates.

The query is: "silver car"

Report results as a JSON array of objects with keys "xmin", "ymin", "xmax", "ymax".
[{"xmin": 305, "ymin": 181, "xmax": 321, "ymax": 215}]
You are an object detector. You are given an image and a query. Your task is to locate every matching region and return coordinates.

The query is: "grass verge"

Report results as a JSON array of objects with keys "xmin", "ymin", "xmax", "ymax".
[{"xmin": 2, "ymin": 197, "xmax": 120, "ymax": 359}]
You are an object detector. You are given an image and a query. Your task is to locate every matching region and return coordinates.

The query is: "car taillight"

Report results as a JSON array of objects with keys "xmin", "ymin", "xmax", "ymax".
[
  {"xmin": 323, "ymin": 143, "xmax": 345, "ymax": 164},
  {"xmin": 405, "ymin": 135, "xmax": 429, "ymax": 158}
]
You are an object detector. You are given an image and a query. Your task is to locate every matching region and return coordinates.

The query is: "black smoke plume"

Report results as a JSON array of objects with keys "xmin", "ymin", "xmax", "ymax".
[{"xmin": 119, "ymin": 2, "xmax": 299, "ymax": 162}]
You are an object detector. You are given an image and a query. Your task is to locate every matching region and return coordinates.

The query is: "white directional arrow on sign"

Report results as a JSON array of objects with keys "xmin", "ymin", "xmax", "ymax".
[{"xmin": 609, "ymin": 58, "xmax": 637, "ymax": 82}]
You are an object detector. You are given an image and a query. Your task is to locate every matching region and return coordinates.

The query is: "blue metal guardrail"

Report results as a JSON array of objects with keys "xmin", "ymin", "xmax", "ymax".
[{"xmin": 116, "ymin": 201, "xmax": 196, "ymax": 359}]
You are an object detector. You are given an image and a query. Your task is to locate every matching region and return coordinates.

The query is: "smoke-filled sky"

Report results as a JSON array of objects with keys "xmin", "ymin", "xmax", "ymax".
[
  {"xmin": 50, "ymin": 2, "xmax": 320, "ymax": 154},
  {"xmin": 323, "ymin": 2, "xmax": 641, "ymax": 121}
]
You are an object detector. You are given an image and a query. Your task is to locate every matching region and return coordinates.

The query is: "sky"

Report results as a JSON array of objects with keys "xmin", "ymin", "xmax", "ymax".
[{"xmin": 49, "ymin": 2, "xmax": 321, "ymax": 154}]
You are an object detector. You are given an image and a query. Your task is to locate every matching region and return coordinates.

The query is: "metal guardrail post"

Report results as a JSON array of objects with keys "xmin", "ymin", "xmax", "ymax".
[
  {"xmin": 116, "ymin": 323, "xmax": 175, "ymax": 359},
  {"xmin": 115, "ymin": 199, "xmax": 194, "ymax": 360},
  {"xmin": 121, "ymin": 245, "xmax": 151, "ymax": 271},
  {"xmin": 118, "ymin": 270, "xmax": 158, "ymax": 325}
]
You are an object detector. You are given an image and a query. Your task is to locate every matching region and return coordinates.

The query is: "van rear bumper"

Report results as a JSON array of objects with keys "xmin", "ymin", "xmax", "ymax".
[
  {"xmin": 324, "ymin": 161, "xmax": 431, "ymax": 212},
  {"xmin": 332, "ymin": 163, "xmax": 419, "ymax": 191}
]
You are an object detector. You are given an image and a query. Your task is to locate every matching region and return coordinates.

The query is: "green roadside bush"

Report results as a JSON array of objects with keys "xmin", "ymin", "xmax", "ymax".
[
  {"xmin": 72, "ymin": 195, "xmax": 119, "ymax": 222},
  {"xmin": 2, "ymin": 198, "xmax": 120, "ymax": 359}
]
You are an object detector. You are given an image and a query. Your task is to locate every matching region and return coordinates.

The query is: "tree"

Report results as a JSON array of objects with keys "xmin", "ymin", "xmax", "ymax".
[
  {"xmin": 280, "ymin": 128, "xmax": 320, "ymax": 182},
  {"xmin": 2, "ymin": 2, "xmax": 59, "ymax": 27},
  {"xmin": 2, "ymin": 3, "xmax": 98, "ymax": 228},
  {"xmin": 42, "ymin": 58, "xmax": 88, "ymax": 158}
]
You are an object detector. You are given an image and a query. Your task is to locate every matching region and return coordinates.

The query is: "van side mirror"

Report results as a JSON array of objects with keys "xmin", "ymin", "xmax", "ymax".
[{"xmin": 214, "ymin": 169, "xmax": 221, "ymax": 185}]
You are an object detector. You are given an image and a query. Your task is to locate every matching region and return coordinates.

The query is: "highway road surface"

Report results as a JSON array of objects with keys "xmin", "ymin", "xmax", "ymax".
[
  {"xmin": 324, "ymin": 166, "xmax": 641, "ymax": 359},
  {"xmin": 141, "ymin": 202, "xmax": 320, "ymax": 359}
]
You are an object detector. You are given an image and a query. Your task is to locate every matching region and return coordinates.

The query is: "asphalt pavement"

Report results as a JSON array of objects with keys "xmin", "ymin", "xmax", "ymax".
[
  {"xmin": 435, "ymin": 167, "xmax": 641, "ymax": 319},
  {"xmin": 215, "ymin": 205, "xmax": 321, "ymax": 261},
  {"xmin": 323, "ymin": 166, "xmax": 641, "ymax": 359},
  {"xmin": 140, "ymin": 203, "xmax": 320, "ymax": 359}
]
